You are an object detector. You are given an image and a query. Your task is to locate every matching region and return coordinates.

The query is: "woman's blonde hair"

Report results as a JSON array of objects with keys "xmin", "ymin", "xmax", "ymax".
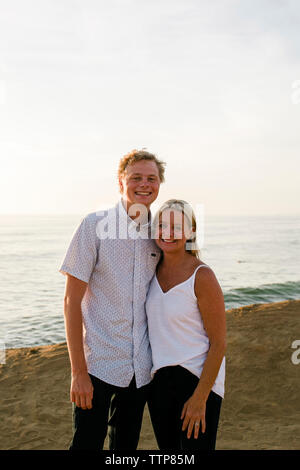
[{"xmin": 153, "ymin": 199, "xmax": 200, "ymax": 258}]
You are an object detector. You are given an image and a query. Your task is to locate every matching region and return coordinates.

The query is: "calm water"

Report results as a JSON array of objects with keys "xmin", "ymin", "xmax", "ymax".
[{"xmin": 0, "ymin": 214, "xmax": 299, "ymax": 349}]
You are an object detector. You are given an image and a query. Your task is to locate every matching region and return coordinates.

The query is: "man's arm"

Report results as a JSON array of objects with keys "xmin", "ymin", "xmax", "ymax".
[{"xmin": 64, "ymin": 274, "xmax": 94, "ymax": 410}]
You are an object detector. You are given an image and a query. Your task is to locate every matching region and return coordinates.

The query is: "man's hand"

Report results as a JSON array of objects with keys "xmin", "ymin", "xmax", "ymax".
[{"xmin": 71, "ymin": 370, "xmax": 94, "ymax": 410}]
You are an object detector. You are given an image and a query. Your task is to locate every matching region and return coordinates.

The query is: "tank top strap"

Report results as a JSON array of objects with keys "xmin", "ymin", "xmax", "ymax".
[
  {"xmin": 191, "ymin": 264, "xmax": 211, "ymax": 299},
  {"xmin": 192, "ymin": 264, "xmax": 210, "ymax": 279}
]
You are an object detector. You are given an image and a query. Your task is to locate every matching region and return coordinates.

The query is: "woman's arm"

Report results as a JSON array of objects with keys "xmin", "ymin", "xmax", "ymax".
[
  {"xmin": 181, "ymin": 267, "xmax": 226, "ymax": 439},
  {"xmin": 64, "ymin": 274, "xmax": 94, "ymax": 409}
]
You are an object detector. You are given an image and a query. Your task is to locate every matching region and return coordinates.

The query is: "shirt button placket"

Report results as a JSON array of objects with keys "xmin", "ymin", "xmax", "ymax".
[{"xmin": 132, "ymin": 236, "xmax": 141, "ymax": 388}]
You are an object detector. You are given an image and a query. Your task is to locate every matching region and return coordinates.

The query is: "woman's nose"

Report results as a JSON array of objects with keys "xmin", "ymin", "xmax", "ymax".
[{"xmin": 162, "ymin": 227, "xmax": 174, "ymax": 239}]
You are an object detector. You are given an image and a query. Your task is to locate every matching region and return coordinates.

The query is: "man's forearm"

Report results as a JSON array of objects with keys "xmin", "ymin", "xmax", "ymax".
[{"xmin": 64, "ymin": 299, "xmax": 88, "ymax": 374}]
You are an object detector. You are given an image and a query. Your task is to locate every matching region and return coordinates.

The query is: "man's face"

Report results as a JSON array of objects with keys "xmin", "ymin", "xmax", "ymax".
[{"xmin": 119, "ymin": 160, "xmax": 161, "ymax": 210}]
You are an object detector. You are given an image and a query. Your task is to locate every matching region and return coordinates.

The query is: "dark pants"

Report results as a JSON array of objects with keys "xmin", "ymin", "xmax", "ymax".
[
  {"xmin": 69, "ymin": 373, "xmax": 150, "ymax": 450},
  {"xmin": 147, "ymin": 365, "xmax": 222, "ymax": 451}
]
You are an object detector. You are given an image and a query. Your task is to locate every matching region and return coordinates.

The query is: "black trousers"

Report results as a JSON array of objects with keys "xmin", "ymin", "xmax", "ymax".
[
  {"xmin": 147, "ymin": 365, "xmax": 222, "ymax": 451},
  {"xmin": 69, "ymin": 373, "xmax": 150, "ymax": 450}
]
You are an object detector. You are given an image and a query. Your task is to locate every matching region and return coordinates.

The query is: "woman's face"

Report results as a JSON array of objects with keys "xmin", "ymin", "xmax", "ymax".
[{"xmin": 154, "ymin": 209, "xmax": 192, "ymax": 254}]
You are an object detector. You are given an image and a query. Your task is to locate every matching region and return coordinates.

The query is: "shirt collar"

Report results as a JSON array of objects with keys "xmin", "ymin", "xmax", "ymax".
[{"xmin": 117, "ymin": 197, "xmax": 152, "ymax": 225}]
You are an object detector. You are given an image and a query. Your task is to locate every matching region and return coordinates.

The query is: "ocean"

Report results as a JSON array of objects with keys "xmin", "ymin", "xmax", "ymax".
[{"xmin": 0, "ymin": 214, "xmax": 299, "ymax": 349}]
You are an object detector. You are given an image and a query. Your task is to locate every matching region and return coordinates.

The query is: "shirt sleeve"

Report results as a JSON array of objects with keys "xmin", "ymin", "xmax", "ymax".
[{"xmin": 58, "ymin": 214, "xmax": 99, "ymax": 283}]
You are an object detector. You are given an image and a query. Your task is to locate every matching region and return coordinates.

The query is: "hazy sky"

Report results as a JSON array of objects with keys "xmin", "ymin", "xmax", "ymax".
[{"xmin": 0, "ymin": 0, "xmax": 299, "ymax": 216}]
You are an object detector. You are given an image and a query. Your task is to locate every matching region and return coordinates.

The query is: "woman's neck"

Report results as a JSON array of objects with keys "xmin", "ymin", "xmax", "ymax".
[{"xmin": 160, "ymin": 250, "xmax": 193, "ymax": 269}]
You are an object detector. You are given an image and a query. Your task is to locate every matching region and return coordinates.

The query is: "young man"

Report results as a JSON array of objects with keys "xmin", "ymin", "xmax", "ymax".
[{"xmin": 59, "ymin": 149, "xmax": 165, "ymax": 450}]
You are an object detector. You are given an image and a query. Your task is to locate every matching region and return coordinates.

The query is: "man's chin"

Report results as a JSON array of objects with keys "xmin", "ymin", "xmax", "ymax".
[{"xmin": 132, "ymin": 195, "xmax": 156, "ymax": 207}]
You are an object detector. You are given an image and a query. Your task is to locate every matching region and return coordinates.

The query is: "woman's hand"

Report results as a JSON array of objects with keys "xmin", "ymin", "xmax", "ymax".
[{"xmin": 181, "ymin": 393, "xmax": 206, "ymax": 439}]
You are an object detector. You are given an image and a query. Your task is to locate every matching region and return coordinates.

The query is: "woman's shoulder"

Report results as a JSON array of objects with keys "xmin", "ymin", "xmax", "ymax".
[
  {"xmin": 194, "ymin": 262, "xmax": 222, "ymax": 297},
  {"xmin": 194, "ymin": 261, "xmax": 217, "ymax": 286}
]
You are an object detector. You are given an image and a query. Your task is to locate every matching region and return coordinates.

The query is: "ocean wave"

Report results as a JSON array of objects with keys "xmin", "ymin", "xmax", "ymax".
[{"xmin": 224, "ymin": 281, "xmax": 300, "ymax": 310}]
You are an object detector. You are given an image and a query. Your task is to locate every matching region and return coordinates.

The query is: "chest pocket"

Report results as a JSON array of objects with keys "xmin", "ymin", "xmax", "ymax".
[{"xmin": 144, "ymin": 251, "xmax": 161, "ymax": 282}]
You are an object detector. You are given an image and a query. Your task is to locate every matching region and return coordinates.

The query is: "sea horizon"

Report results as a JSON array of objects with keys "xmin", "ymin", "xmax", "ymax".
[{"xmin": 0, "ymin": 213, "xmax": 299, "ymax": 349}]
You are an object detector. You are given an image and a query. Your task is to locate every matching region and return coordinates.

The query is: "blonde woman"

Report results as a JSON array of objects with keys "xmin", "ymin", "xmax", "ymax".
[{"xmin": 146, "ymin": 200, "xmax": 226, "ymax": 450}]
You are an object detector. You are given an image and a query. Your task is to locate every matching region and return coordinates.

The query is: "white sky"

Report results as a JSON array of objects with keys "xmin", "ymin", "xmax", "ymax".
[{"xmin": 0, "ymin": 0, "xmax": 299, "ymax": 216}]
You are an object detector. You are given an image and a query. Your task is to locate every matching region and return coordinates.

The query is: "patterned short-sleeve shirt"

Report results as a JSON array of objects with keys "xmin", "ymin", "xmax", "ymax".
[{"xmin": 59, "ymin": 199, "xmax": 161, "ymax": 388}]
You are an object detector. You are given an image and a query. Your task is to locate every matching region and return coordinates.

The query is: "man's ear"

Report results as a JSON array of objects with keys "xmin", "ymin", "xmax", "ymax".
[{"xmin": 118, "ymin": 176, "xmax": 123, "ymax": 194}]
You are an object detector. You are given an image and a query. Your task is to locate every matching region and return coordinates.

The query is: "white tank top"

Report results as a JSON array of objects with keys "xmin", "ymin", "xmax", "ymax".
[{"xmin": 145, "ymin": 264, "xmax": 225, "ymax": 398}]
